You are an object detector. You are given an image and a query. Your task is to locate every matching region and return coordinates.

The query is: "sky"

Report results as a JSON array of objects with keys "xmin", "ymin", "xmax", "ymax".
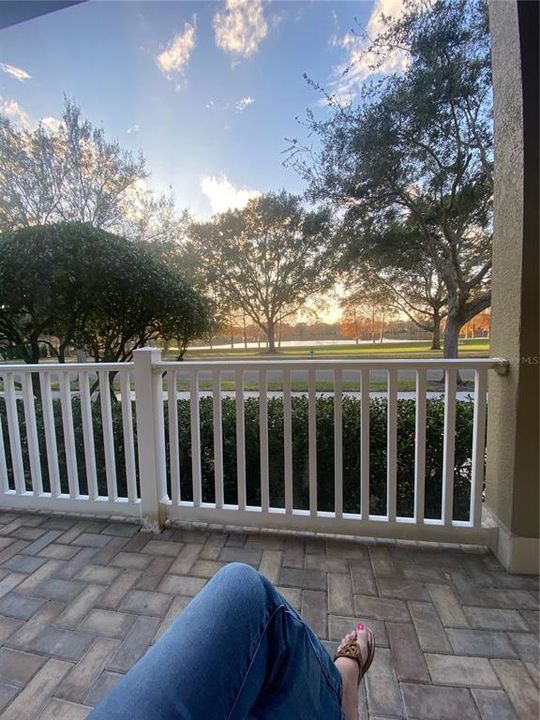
[{"xmin": 0, "ymin": 0, "xmax": 410, "ymax": 219}]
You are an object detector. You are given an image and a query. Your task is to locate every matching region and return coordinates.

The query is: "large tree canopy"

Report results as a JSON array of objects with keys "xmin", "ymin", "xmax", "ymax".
[
  {"xmin": 289, "ymin": 0, "xmax": 492, "ymax": 357},
  {"xmin": 188, "ymin": 191, "xmax": 334, "ymax": 351},
  {"xmin": 0, "ymin": 222, "xmax": 210, "ymax": 364}
]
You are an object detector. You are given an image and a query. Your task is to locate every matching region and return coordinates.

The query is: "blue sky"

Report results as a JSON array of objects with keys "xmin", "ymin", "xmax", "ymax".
[{"xmin": 0, "ymin": 0, "xmax": 393, "ymax": 218}]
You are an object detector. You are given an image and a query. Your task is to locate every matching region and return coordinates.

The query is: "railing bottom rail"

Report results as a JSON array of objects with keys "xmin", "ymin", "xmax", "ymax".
[
  {"xmin": 166, "ymin": 502, "xmax": 498, "ymax": 547},
  {"xmin": 0, "ymin": 491, "xmax": 140, "ymax": 517}
]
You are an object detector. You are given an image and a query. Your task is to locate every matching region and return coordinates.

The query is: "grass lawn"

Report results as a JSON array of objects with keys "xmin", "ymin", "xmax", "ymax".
[{"xmin": 175, "ymin": 338, "xmax": 490, "ymax": 362}]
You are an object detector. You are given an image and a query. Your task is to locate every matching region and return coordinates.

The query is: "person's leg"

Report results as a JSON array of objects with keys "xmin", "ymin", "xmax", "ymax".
[{"xmin": 88, "ymin": 562, "xmax": 344, "ymax": 720}]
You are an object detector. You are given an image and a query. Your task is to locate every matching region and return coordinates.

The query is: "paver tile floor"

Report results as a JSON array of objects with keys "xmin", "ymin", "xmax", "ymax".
[{"xmin": 0, "ymin": 510, "xmax": 537, "ymax": 719}]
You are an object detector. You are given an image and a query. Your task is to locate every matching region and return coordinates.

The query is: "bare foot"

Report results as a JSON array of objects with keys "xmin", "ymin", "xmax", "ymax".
[{"xmin": 334, "ymin": 624, "xmax": 372, "ymax": 720}]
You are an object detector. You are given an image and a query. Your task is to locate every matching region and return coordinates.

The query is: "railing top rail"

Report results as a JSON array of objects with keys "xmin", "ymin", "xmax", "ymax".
[
  {"xmin": 154, "ymin": 357, "xmax": 508, "ymax": 372},
  {"xmin": 0, "ymin": 362, "xmax": 134, "ymax": 373},
  {"xmin": 0, "ymin": 357, "xmax": 509, "ymax": 374}
]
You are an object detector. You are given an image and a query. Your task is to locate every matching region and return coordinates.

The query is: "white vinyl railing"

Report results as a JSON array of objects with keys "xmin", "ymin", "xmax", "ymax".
[
  {"xmin": 0, "ymin": 349, "xmax": 506, "ymax": 543},
  {"xmin": 0, "ymin": 363, "xmax": 139, "ymax": 517}
]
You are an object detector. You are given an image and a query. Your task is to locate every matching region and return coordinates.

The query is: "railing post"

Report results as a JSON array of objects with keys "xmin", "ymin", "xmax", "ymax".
[{"xmin": 134, "ymin": 347, "xmax": 166, "ymax": 532}]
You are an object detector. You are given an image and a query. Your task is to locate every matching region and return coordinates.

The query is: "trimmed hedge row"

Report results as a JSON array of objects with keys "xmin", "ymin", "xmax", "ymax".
[{"xmin": 1, "ymin": 394, "xmax": 478, "ymax": 521}]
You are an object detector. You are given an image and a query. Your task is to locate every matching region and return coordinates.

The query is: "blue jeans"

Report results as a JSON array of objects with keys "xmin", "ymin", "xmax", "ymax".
[{"xmin": 89, "ymin": 562, "xmax": 344, "ymax": 719}]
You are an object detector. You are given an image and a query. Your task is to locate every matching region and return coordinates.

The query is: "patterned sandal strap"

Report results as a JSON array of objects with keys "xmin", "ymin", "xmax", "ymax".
[{"xmin": 333, "ymin": 639, "xmax": 360, "ymax": 663}]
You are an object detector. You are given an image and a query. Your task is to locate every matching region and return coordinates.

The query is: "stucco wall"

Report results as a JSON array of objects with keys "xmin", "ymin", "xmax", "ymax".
[{"xmin": 486, "ymin": 1, "xmax": 539, "ymax": 541}]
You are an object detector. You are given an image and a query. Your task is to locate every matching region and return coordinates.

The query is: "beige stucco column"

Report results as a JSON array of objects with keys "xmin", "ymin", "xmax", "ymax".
[{"xmin": 485, "ymin": 1, "xmax": 539, "ymax": 574}]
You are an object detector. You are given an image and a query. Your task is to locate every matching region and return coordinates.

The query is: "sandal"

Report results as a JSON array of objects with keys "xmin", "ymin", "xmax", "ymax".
[{"xmin": 333, "ymin": 622, "xmax": 375, "ymax": 684}]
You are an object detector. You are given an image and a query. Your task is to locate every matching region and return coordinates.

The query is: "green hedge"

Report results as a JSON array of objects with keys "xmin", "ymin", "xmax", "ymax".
[{"xmin": 0, "ymin": 394, "xmax": 478, "ymax": 521}]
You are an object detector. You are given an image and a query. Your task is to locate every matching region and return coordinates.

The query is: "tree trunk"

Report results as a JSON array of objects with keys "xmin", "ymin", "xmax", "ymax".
[
  {"xmin": 266, "ymin": 319, "xmax": 276, "ymax": 352},
  {"xmin": 25, "ymin": 340, "xmax": 41, "ymax": 400},
  {"xmin": 58, "ymin": 339, "xmax": 67, "ymax": 364},
  {"xmin": 431, "ymin": 311, "xmax": 442, "ymax": 350},
  {"xmin": 31, "ymin": 372, "xmax": 41, "ymax": 399},
  {"xmin": 379, "ymin": 317, "xmax": 385, "ymax": 343},
  {"xmin": 372, "ymin": 306, "xmax": 376, "ymax": 344},
  {"xmin": 443, "ymin": 314, "xmax": 461, "ymax": 358}
]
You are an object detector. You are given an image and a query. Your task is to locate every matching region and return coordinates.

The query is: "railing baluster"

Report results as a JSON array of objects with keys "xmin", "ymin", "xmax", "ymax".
[
  {"xmin": 39, "ymin": 372, "xmax": 61, "ymax": 497},
  {"xmin": 308, "ymin": 368, "xmax": 317, "ymax": 516},
  {"xmin": 79, "ymin": 371, "xmax": 98, "ymax": 500},
  {"xmin": 167, "ymin": 370, "xmax": 180, "ymax": 505},
  {"xmin": 0, "ymin": 374, "xmax": 9, "ymax": 493},
  {"xmin": 470, "ymin": 368, "xmax": 487, "ymax": 527},
  {"xmin": 283, "ymin": 369, "xmax": 293, "ymax": 513},
  {"xmin": 60, "ymin": 371, "xmax": 80, "ymax": 498},
  {"xmin": 212, "ymin": 370, "xmax": 224, "ymax": 509},
  {"xmin": 98, "ymin": 371, "xmax": 116, "ymax": 502},
  {"xmin": 190, "ymin": 370, "xmax": 201, "ymax": 507},
  {"xmin": 259, "ymin": 369, "xmax": 269, "ymax": 513},
  {"xmin": 0, "ymin": 408, "xmax": 8, "ymax": 493},
  {"xmin": 235, "ymin": 369, "xmax": 246, "ymax": 510},
  {"xmin": 360, "ymin": 368, "xmax": 370, "ymax": 520},
  {"xmin": 152, "ymin": 368, "xmax": 167, "ymax": 504},
  {"xmin": 4, "ymin": 373, "xmax": 24, "ymax": 494},
  {"xmin": 414, "ymin": 369, "xmax": 427, "ymax": 523},
  {"xmin": 22, "ymin": 373, "xmax": 42, "ymax": 495},
  {"xmin": 120, "ymin": 369, "xmax": 137, "ymax": 503},
  {"xmin": 334, "ymin": 369, "xmax": 343, "ymax": 518},
  {"xmin": 387, "ymin": 369, "xmax": 398, "ymax": 522},
  {"xmin": 442, "ymin": 368, "xmax": 457, "ymax": 524}
]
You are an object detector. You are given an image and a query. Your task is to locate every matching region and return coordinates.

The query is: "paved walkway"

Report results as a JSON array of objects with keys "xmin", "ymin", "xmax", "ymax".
[{"xmin": 0, "ymin": 511, "xmax": 537, "ymax": 719}]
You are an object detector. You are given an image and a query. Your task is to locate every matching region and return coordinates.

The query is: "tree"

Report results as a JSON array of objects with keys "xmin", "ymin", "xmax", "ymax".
[
  {"xmin": 289, "ymin": 0, "xmax": 492, "ymax": 357},
  {"xmin": 350, "ymin": 266, "xmax": 447, "ymax": 349},
  {"xmin": 462, "ymin": 309, "xmax": 490, "ymax": 339},
  {"xmin": 0, "ymin": 97, "xmax": 146, "ymax": 231},
  {"xmin": 121, "ymin": 188, "xmax": 191, "ymax": 256},
  {"xmin": 188, "ymin": 191, "xmax": 334, "ymax": 352},
  {"xmin": 340, "ymin": 307, "xmax": 373, "ymax": 343},
  {"xmin": 338, "ymin": 214, "xmax": 448, "ymax": 349},
  {"xmin": 0, "ymin": 223, "xmax": 210, "ymax": 366}
]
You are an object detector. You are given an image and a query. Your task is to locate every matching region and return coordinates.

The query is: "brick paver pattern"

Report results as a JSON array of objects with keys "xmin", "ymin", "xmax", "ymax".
[{"xmin": 0, "ymin": 510, "xmax": 537, "ymax": 719}]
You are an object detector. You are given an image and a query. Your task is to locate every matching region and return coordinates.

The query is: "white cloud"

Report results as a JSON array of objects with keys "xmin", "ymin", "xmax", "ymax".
[
  {"xmin": 200, "ymin": 175, "xmax": 260, "ymax": 214},
  {"xmin": 0, "ymin": 99, "xmax": 61, "ymax": 131},
  {"xmin": 156, "ymin": 22, "xmax": 196, "ymax": 79},
  {"xmin": 0, "ymin": 63, "xmax": 31, "ymax": 82},
  {"xmin": 0, "ymin": 97, "xmax": 31, "ymax": 127},
  {"xmin": 40, "ymin": 116, "xmax": 63, "ymax": 131},
  {"xmin": 213, "ymin": 0, "xmax": 268, "ymax": 58},
  {"xmin": 328, "ymin": 0, "xmax": 410, "ymax": 104},
  {"xmin": 127, "ymin": 124, "xmax": 140, "ymax": 134},
  {"xmin": 206, "ymin": 100, "xmax": 216, "ymax": 110},
  {"xmin": 235, "ymin": 96, "xmax": 254, "ymax": 112}
]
